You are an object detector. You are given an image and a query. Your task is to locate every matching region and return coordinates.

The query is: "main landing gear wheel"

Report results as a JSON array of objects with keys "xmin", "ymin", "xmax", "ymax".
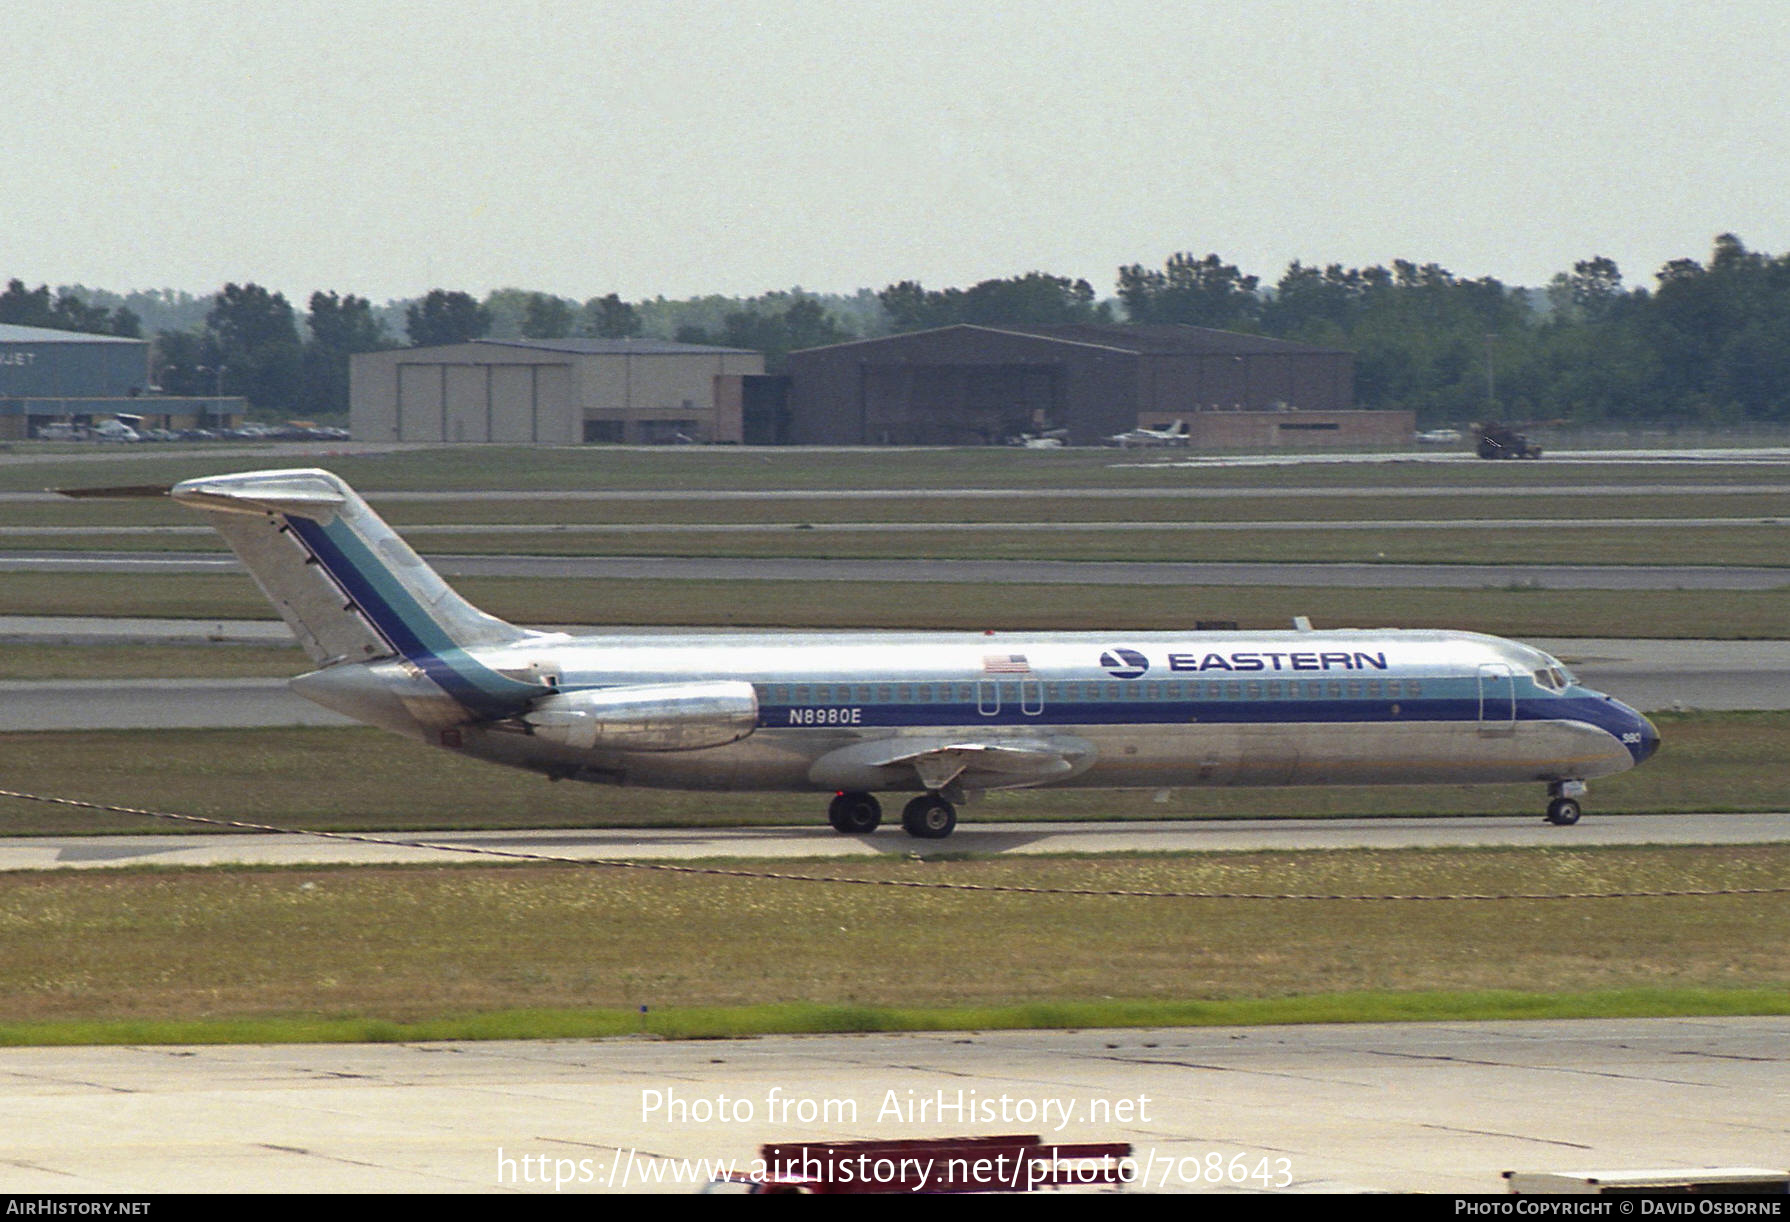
[
  {"xmin": 827, "ymin": 791, "xmax": 882, "ymax": 834},
  {"xmin": 901, "ymin": 794, "xmax": 957, "ymax": 840},
  {"xmin": 1545, "ymin": 797, "xmax": 1582, "ymax": 826}
]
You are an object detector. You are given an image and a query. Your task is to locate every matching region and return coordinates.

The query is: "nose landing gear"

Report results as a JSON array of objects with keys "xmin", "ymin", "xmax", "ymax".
[
  {"xmin": 1545, "ymin": 797, "xmax": 1582, "ymax": 826},
  {"xmin": 1545, "ymin": 780, "xmax": 1586, "ymax": 826}
]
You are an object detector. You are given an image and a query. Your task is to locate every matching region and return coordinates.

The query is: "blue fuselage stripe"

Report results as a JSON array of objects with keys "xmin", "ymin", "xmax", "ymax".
[
  {"xmin": 284, "ymin": 515, "xmax": 536, "ymax": 718},
  {"xmin": 761, "ymin": 696, "xmax": 1597, "ymax": 728},
  {"xmin": 751, "ymin": 691, "xmax": 1653, "ymax": 760}
]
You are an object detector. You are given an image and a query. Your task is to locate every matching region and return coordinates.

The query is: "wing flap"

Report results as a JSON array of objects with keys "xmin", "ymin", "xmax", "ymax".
[{"xmin": 809, "ymin": 735, "xmax": 1095, "ymax": 792}]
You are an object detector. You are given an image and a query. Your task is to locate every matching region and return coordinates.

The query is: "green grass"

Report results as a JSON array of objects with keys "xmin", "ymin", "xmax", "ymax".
[
  {"xmin": 0, "ymin": 712, "xmax": 1780, "ymax": 837},
  {"xmin": 7, "ymin": 443, "xmax": 1784, "ymax": 632},
  {"xmin": 0, "ymin": 848, "xmax": 1783, "ymax": 1034},
  {"xmin": 1, "ymin": 572, "xmax": 1787, "ymax": 637},
  {"xmin": 14, "ymin": 490, "xmax": 1790, "ymax": 529},
  {"xmin": 6, "ymin": 441, "xmax": 1790, "ymax": 494},
  {"xmin": 3, "ymin": 988, "xmax": 1786, "ymax": 1047},
  {"xmin": 0, "ymin": 643, "xmax": 304, "ymax": 680},
  {"xmin": 376, "ymin": 490, "xmax": 1790, "ymax": 524},
  {"xmin": 29, "ymin": 522, "xmax": 1783, "ymax": 567},
  {"xmin": 11, "ymin": 481, "xmax": 1790, "ymax": 568},
  {"xmin": 260, "ymin": 524, "xmax": 1790, "ymax": 566}
]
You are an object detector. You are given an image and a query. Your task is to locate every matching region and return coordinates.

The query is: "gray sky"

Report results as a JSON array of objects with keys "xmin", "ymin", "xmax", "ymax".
[{"xmin": 7, "ymin": 0, "xmax": 1789, "ymax": 305}]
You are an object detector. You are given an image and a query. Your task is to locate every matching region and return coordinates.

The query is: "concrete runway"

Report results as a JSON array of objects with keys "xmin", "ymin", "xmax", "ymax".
[
  {"xmin": 0, "ymin": 677, "xmax": 351, "ymax": 730},
  {"xmin": 1538, "ymin": 637, "xmax": 1790, "ymax": 712},
  {"xmin": 6, "ymin": 479, "xmax": 1789, "ymax": 504},
  {"xmin": 5, "ymin": 547, "xmax": 1789, "ymax": 589},
  {"xmin": 0, "ymin": 614, "xmax": 295, "ymax": 645},
  {"xmin": 2, "ymin": 1019, "xmax": 1784, "ymax": 1193},
  {"xmin": 0, "ymin": 630, "xmax": 1783, "ymax": 730},
  {"xmin": 3, "ymin": 812, "xmax": 1787, "ymax": 874},
  {"xmin": 6, "ymin": 515, "xmax": 1790, "ymax": 538},
  {"xmin": 1129, "ymin": 446, "xmax": 1790, "ymax": 468}
]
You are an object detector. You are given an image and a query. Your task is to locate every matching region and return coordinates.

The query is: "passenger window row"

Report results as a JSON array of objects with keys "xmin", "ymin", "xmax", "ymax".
[{"xmin": 763, "ymin": 679, "xmax": 1425, "ymax": 704}]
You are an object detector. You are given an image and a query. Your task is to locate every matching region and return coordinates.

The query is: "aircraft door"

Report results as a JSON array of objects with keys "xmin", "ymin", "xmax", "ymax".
[
  {"xmin": 979, "ymin": 679, "xmax": 1043, "ymax": 717},
  {"xmin": 1477, "ymin": 663, "xmax": 1516, "ymax": 733}
]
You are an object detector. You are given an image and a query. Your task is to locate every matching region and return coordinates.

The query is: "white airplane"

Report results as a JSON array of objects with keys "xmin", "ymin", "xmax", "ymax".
[
  {"xmin": 1109, "ymin": 419, "xmax": 1189, "ymax": 448},
  {"xmin": 91, "ymin": 418, "xmax": 141, "ymax": 442},
  {"xmin": 160, "ymin": 468, "xmax": 1658, "ymax": 838}
]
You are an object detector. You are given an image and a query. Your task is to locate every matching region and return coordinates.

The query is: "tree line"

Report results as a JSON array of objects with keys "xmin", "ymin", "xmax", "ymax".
[{"xmin": 8, "ymin": 233, "xmax": 1789, "ymax": 425}]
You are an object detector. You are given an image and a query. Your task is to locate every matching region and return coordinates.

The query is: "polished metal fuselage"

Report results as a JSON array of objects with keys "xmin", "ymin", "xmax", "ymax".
[{"xmin": 376, "ymin": 625, "xmax": 1658, "ymax": 796}]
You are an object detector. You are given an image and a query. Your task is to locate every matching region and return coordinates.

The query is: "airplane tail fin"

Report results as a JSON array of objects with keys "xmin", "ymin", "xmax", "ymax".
[{"xmin": 170, "ymin": 468, "xmax": 533, "ymax": 669}]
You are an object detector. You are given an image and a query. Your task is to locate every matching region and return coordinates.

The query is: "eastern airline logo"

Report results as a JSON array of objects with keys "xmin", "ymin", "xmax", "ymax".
[{"xmin": 1099, "ymin": 647, "xmax": 1149, "ymax": 679}]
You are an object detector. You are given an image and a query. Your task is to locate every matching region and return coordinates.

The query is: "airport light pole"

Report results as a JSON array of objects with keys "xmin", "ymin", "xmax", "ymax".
[
  {"xmin": 196, "ymin": 365, "xmax": 228, "ymax": 430},
  {"xmin": 1484, "ymin": 333, "xmax": 1497, "ymax": 412}
]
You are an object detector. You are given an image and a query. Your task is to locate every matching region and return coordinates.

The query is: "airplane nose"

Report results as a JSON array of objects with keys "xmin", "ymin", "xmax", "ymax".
[
  {"xmin": 1632, "ymin": 713, "xmax": 1661, "ymax": 765},
  {"xmin": 1613, "ymin": 704, "xmax": 1661, "ymax": 766},
  {"xmin": 1587, "ymin": 694, "xmax": 1660, "ymax": 768}
]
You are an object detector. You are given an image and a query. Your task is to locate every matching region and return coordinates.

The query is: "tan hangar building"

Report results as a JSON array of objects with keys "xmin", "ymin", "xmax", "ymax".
[{"xmin": 350, "ymin": 337, "xmax": 763, "ymax": 444}]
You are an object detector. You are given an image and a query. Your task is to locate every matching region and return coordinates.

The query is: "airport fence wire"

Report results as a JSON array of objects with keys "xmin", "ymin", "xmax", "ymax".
[{"xmin": 4, "ymin": 786, "xmax": 1788, "ymax": 902}]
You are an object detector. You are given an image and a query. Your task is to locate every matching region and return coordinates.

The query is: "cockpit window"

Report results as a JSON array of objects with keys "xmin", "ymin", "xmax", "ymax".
[
  {"xmin": 1528, "ymin": 650, "xmax": 1577, "ymax": 689},
  {"xmin": 1533, "ymin": 666, "xmax": 1571, "ymax": 692}
]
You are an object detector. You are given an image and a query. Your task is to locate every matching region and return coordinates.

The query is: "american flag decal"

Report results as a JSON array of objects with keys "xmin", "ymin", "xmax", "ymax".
[{"xmin": 982, "ymin": 653, "xmax": 1031, "ymax": 674}]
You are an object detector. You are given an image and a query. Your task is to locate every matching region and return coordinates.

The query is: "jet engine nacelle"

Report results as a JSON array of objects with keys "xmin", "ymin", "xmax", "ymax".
[{"xmin": 523, "ymin": 680, "xmax": 759, "ymax": 753}]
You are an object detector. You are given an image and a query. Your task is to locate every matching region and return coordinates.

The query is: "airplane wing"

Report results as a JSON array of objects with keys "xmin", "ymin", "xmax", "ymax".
[{"xmin": 808, "ymin": 734, "xmax": 1095, "ymax": 793}]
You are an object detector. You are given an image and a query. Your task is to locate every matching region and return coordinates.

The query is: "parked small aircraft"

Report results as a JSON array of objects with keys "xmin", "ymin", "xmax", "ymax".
[
  {"xmin": 91, "ymin": 418, "xmax": 141, "ymax": 442},
  {"xmin": 1108, "ymin": 419, "xmax": 1189, "ymax": 448},
  {"xmin": 152, "ymin": 469, "xmax": 1657, "ymax": 838}
]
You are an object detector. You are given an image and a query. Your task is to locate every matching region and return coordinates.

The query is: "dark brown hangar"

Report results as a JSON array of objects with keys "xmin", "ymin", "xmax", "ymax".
[{"xmin": 784, "ymin": 323, "xmax": 1407, "ymax": 448}]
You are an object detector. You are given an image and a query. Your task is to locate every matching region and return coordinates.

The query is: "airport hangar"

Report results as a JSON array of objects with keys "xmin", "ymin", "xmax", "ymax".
[
  {"xmin": 0, "ymin": 323, "xmax": 242, "ymax": 440},
  {"xmin": 346, "ymin": 325, "xmax": 1410, "ymax": 448},
  {"xmin": 349, "ymin": 338, "xmax": 766, "ymax": 445},
  {"xmin": 783, "ymin": 323, "xmax": 1409, "ymax": 448}
]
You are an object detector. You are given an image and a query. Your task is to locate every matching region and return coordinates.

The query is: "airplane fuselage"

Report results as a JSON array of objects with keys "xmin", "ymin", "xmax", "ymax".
[{"xmin": 295, "ymin": 625, "xmax": 1656, "ymax": 797}]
